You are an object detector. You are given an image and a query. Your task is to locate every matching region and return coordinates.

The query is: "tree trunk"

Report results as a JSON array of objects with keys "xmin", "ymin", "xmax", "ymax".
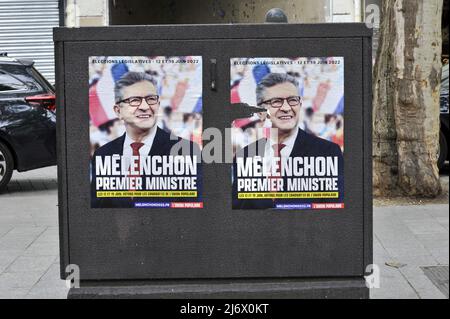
[{"xmin": 373, "ymin": 0, "xmax": 443, "ymax": 197}]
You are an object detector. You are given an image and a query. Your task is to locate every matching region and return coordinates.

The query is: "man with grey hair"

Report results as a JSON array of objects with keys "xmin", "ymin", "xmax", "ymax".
[
  {"xmin": 91, "ymin": 71, "xmax": 201, "ymax": 208},
  {"xmin": 232, "ymin": 72, "xmax": 344, "ymax": 209}
]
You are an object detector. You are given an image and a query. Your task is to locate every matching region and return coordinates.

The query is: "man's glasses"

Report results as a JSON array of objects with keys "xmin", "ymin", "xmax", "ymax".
[
  {"xmin": 117, "ymin": 95, "xmax": 159, "ymax": 107},
  {"xmin": 259, "ymin": 96, "xmax": 302, "ymax": 108}
]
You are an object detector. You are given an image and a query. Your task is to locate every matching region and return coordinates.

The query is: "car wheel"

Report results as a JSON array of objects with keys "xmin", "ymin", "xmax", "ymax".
[
  {"xmin": 0, "ymin": 141, "xmax": 14, "ymax": 192},
  {"xmin": 438, "ymin": 130, "xmax": 448, "ymax": 170}
]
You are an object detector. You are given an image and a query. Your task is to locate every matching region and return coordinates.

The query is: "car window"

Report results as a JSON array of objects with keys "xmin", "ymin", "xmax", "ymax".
[
  {"xmin": 441, "ymin": 63, "xmax": 448, "ymax": 95},
  {"xmin": 0, "ymin": 71, "xmax": 29, "ymax": 92},
  {"xmin": 27, "ymin": 67, "xmax": 53, "ymax": 92},
  {"xmin": 0, "ymin": 64, "xmax": 44, "ymax": 93}
]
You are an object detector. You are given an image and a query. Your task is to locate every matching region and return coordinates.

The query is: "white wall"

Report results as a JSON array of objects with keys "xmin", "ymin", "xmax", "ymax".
[{"xmin": 65, "ymin": 0, "xmax": 108, "ymax": 27}]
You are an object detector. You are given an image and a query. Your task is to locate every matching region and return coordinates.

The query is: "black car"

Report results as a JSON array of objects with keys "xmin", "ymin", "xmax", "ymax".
[
  {"xmin": 439, "ymin": 63, "xmax": 449, "ymax": 170},
  {"xmin": 0, "ymin": 54, "xmax": 56, "ymax": 191}
]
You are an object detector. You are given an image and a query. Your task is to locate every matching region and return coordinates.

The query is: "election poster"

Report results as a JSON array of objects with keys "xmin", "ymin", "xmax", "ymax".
[
  {"xmin": 89, "ymin": 56, "xmax": 203, "ymax": 209},
  {"xmin": 230, "ymin": 57, "xmax": 345, "ymax": 210}
]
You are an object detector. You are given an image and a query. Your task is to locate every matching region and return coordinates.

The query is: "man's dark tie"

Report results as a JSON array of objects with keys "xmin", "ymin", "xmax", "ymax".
[
  {"xmin": 270, "ymin": 143, "xmax": 286, "ymax": 203},
  {"xmin": 272, "ymin": 143, "xmax": 286, "ymax": 174},
  {"xmin": 129, "ymin": 142, "xmax": 144, "ymax": 196},
  {"xmin": 130, "ymin": 142, "xmax": 144, "ymax": 174}
]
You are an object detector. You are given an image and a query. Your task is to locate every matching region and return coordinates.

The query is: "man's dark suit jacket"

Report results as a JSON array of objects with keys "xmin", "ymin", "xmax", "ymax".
[
  {"xmin": 91, "ymin": 127, "xmax": 202, "ymax": 208},
  {"xmin": 232, "ymin": 128, "xmax": 344, "ymax": 209}
]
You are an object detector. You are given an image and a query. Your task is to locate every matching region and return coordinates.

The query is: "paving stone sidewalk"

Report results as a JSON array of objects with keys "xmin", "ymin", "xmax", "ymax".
[
  {"xmin": 0, "ymin": 167, "xmax": 66, "ymax": 299},
  {"xmin": 0, "ymin": 166, "xmax": 448, "ymax": 299},
  {"xmin": 371, "ymin": 204, "xmax": 448, "ymax": 299}
]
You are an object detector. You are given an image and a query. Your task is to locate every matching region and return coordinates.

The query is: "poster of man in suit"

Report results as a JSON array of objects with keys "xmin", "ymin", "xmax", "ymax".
[
  {"xmin": 89, "ymin": 56, "xmax": 202, "ymax": 209},
  {"xmin": 231, "ymin": 57, "xmax": 344, "ymax": 210}
]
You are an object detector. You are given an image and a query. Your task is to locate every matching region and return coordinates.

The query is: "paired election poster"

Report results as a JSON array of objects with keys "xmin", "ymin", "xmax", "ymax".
[
  {"xmin": 89, "ymin": 56, "xmax": 203, "ymax": 209},
  {"xmin": 231, "ymin": 57, "xmax": 345, "ymax": 210}
]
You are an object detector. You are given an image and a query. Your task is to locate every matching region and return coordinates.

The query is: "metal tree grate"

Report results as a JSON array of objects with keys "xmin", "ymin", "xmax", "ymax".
[{"xmin": 421, "ymin": 266, "xmax": 449, "ymax": 298}]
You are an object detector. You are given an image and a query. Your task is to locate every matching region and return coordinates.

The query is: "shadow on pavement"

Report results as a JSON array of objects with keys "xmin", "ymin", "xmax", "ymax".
[{"xmin": 1, "ymin": 177, "xmax": 58, "ymax": 195}]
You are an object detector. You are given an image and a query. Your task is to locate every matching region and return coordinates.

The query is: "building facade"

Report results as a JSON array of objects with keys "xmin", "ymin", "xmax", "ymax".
[{"xmin": 10, "ymin": 0, "xmax": 448, "ymax": 84}]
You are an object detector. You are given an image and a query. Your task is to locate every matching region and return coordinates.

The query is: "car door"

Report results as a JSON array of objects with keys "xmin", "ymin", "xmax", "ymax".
[{"xmin": 0, "ymin": 64, "xmax": 56, "ymax": 171}]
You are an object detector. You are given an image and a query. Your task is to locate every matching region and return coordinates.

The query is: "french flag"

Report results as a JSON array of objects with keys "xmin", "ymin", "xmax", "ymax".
[
  {"xmin": 231, "ymin": 64, "xmax": 271, "ymax": 106},
  {"xmin": 168, "ymin": 56, "xmax": 203, "ymax": 114},
  {"xmin": 89, "ymin": 63, "xmax": 129, "ymax": 127}
]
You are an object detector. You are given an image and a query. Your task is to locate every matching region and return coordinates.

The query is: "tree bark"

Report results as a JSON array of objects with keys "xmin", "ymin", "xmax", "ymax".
[{"xmin": 373, "ymin": 0, "xmax": 443, "ymax": 197}]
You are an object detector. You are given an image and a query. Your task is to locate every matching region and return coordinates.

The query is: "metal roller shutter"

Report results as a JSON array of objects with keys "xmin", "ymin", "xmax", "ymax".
[{"xmin": 0, "ymin": 0, "xmax": 59, "ymax": 84}]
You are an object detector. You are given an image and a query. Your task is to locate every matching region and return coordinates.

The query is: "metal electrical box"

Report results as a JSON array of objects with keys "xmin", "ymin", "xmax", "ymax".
[{"xmin": 55, "ymin": 23, "xmax": 372, "ymax": 298}]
